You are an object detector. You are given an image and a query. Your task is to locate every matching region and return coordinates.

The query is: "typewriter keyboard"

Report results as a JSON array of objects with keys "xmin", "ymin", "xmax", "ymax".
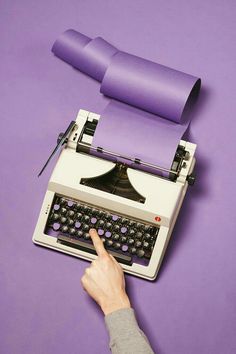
[{"xmin": 45, "ymin": 195, "xmax": 159, "ymax": 266}]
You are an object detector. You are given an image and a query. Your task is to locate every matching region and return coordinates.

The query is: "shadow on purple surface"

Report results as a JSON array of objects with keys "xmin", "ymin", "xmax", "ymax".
[
  {"xmin": 159, "ymin": 153, "xmax": 209, "ymax": 279},
  {"xmin": 158, "ymin": 86, "xmax": 211, "ymax": 280},
  {"xmin": 183, "ymin": 85, "xmax": 210, "ymax": 126},
  {"xmin": 122, "ymin": 87, "xmax": 211, "ymax": 354}
]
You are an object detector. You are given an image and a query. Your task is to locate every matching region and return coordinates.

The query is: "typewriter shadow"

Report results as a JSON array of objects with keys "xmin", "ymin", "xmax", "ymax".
[
  {"xmin": 182, "ymin": 84, "xmax": 210, "ymax": 125},
  {"xmin": 123, "ymin": 88, "xmax": 210, "ymax": 353},
  {"xmin": 159, "ymin": 155, "xmax": 209, "ymax": 279},
  {"xmin": 158, "ymin": 86, "xmax": 211, "ymax": 279}
]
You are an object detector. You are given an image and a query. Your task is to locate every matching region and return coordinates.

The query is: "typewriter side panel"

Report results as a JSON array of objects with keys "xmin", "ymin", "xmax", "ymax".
[{"xmin": 32, "ymin": 190, "xmax": 55, "ymax": 244}]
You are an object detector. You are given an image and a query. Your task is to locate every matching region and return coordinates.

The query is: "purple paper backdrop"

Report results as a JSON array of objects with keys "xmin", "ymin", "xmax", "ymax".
[{"xmin": 0, "ymin": 1, "xmax": 235, "ymax": 354}]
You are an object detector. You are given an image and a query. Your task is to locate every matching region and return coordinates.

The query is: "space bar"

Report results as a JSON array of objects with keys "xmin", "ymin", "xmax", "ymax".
[{"xmin": 57, "ymin": 235, "xmax": 132, "ymax": 266}]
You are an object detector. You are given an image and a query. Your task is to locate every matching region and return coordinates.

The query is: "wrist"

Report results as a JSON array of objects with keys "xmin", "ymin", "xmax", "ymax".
[{"xmin": 101, "ymin": 292, "xmax": 131, "ymax": 316}]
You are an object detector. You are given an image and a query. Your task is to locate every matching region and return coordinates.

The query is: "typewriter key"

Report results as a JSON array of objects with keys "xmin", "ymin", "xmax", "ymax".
[
  {"xmin": 121, "ymin": 218, "xmax": 128, "ymax": 225},
  {"xmin": 68, "ymin": 218, "xmax": 74, "ymax": 226},
  {"xmin": 122, "ymin": 245, "xmax": 128, "ymax": 252},
  {"xmin": 120, "ymin": 236, "xmax": 127, "ymax": 243},
  {"xmin": 83, "ymin": 224, "xmax": 89, "ymax": 232},
  {"xmin": 76, "ymin": 212, "xmax": 83, "ymax": 220},
  {"xmin": 143, "ymin": 241, "xmax": 150, "ymax": 249},
  {"xmin": 105, "ymin": 231, "xmax": 112, "ymax": 238},
  {"xmin": 61, "ymin": 208, "xmax": 67, "ymax": 215},
  {"xmin": 105, "ymin": 222, "xmax": 112, "ymax": 230},
  {"xmin": 97, "ymin": 220, "xmax": 105, "ymax": 227},
  {"xmin": 61, "ymin": 225, "xmax": 69, "ymax": 233},
  {"xmin": 135, "ymin": 241, "xmax": 142, "ymax": 248},
  {"xmin": 83, "ymin": 215, "xmax": 90, "ymax": 222},
  {"xmin": 128, "ymin": 238, "xmax": 134, "ymax": 245},
  {"xmin": 130, "ymin": 247, "xmax": 137, "ymax": 254},
  {"xmin": 113, "ymin": 225, "xmax": 120, "ymax": 232},
  {"xmin": 84, "ymin": 233, "xmax": 90, "ymax": 240},
  {"xmin": 52, "ymin": 213, "xmax": 59, "ymax": 221},
  {"xmin": 67, "ymin": 210, "xmax": 75, "ymax": 217},
  {"xmin": 121, "ymin": 227, "xmax": 127, "ymax": 234},
  {"xmin": 90, "ymin": 217, "xmax": 97, "ymax": 224},
  {"xmin": 113, "ymin": 234, "xmax": 120, "ymax": 241},
  {"xmin": 136, "ymin": 232, "xmax": 143, "ymax": 239},
  {"xmin": 75, "ymin": 222, "xmax": 81, "ymax": 229},
  {"xmin": 144, "ymin": 233, "xmax": 151, "ymax": 241},
  {"xmin": 60, "ymin": 216, "xmax": 67, "ymax": 224},
  {"xmin": 112, "ymin": 215, "xmax": 119, "ymax": 221},
  {"xmin": 69, "ymin": 228, "xmax": 76, "ymax": 235},
  {"xmin": 77, "ymin": 230, "xmax": 83, "ymax": 238},
  {"xmin": 53, "ymin": 223, "xmax": 60, "ymax": 231},
  {"xmin": 106, "ymin": 239, "xmax": 113, "ymax": 247},
  {"xmin": 113, "ymin": 242, "xmax": 121, "ymax": 250},
  {"xmin": 137, "ymin": 249, "xmax": 145, "ymax": 258}
]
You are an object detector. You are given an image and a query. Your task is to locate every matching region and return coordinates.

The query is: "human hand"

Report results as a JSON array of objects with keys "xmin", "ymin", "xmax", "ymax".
[{"xmin": 81, "ymin": 229, "xmax": 131, "ymax": 315}]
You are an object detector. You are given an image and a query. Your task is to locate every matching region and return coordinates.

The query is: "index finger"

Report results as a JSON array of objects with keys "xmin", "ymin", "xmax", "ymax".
[{"xmin": 89, "ymin": 229, "xmax": 108, "ymax": 258}]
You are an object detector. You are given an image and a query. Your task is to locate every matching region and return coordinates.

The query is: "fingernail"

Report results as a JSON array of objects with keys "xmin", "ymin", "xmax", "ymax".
[{"xmin": 90, "ymin": 228, "xmax": 96, "ymax": 234}]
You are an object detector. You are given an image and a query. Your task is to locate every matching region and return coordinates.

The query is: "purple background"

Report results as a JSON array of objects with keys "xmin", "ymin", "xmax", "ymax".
[{"xmin": 0, "ymin": 1, "xmax": 235, "ymax": 353}]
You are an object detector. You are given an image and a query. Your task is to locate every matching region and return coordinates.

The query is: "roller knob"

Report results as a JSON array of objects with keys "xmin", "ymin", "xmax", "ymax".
[
  {"xmin": 57, "ymin": 132, "xmax": 64, "ymax": 145},
  {"xmin": 187, "ymin": 173, "xmax": 196, "ymax": 186}
]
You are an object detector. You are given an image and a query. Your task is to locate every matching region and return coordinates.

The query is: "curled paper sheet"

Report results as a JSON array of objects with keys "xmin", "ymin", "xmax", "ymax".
[
  {"xmin": 100, "ymin": 51, "xmax": 200, "ymax": 123},
  {"xmin": 52, "ymin": 29, "xmax": 201, "ymax": 171},
  {"xmin": 92, "ymin": 100, "xmax": 187, "ymax": 172},
  {"xmin": 52, "ymin": 30, "xmax": 118, "ymax": 81}
]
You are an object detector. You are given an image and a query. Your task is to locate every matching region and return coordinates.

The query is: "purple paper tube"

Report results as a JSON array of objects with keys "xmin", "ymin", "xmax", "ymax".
[
  {"xmin": 52, "ymin": 29, "xmax": 118, "ymax": 81},
  {"xmin": 101, "ymin": 51, "xmax": 200, "ymax": 123},
  {"xmin": 52, "ymin": 29, "xmax": 201, "ymax": 121}
]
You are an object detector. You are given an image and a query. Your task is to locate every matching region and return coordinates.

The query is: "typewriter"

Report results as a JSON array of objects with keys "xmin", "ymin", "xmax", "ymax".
[{"xmin": 33, "ymin": 109, "xmax": 196, "ymax": 280}]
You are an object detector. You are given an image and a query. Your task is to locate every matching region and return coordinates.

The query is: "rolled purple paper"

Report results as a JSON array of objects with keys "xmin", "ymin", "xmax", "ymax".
[
  {"xmin": 52, "ymin": 29, "xmax": 201, "ymax": 171},
  {"xmin": 52, "ymin": 29, "xmax": 90, "ymax": 67},
  {"xmin": 100, "ymin": 51, "xmax": 201, "ymax": 123},
  {"xmin": 52, "ymin": 29, "xmax": 200, "ymax": 121},
  {"xmin": 52, "ymin": 29, "xmax": 118, "ymax": 81}
]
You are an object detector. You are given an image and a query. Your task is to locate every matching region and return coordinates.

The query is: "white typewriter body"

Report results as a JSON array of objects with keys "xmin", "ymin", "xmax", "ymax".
[{"xmin": 33, "ymin": 109, "xmax": 196, "ymax": 280}]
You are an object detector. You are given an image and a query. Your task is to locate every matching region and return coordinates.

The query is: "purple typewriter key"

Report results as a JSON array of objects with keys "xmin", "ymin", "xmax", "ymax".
[
  {"xmin": 52, "ymin": 222, "xmax": 60, "ymax": 231},
  {"xmin": 75, "ymin": 222, "xmax": 81, "ymax": 229},
  {"xmin": 67, "ymin": 200, "xmax": 74, "ymax": 207},
  {"xmin": 112, "ymin": 215, "xmax": 119, "ymax": 221},
  {"xmin": 121, "ymin": 227, "xmax": 127, "ymax": 234},
  {"xmin": 122, "ymin": 245, "xmax": 128, "ymax": 252},
  {"xmin": 53, "ymin": 204, "xmax": 60, "ymax": 211},
  {"xmin": 105, "ymin": 231, "xmax": 112, "ymax": 238},
  {"xmin": 91, "ymin": 217, "xmax": 97, "ymax": 224},
  {"xmin": 98, "ymin": 229, "xmax": 104, "ymax": 236}
]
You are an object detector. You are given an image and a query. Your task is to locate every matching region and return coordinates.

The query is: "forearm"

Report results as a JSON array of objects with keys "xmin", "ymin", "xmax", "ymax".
[{"xmin": 105, "ymin": 308, "xmax": 155, "ymax": 354}]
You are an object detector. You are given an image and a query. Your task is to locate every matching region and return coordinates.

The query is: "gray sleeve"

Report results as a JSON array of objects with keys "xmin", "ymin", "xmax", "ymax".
[{"xmin": 105, "ymin": 308, "xmax": 155, "ymax": 354}]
